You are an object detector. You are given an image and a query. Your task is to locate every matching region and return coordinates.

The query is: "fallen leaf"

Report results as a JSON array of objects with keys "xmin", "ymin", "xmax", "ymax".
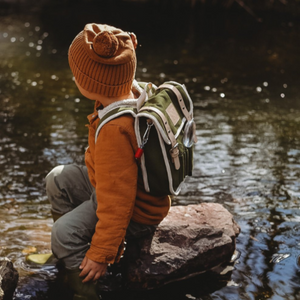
[
  {"xmin": 22, "ymin": 247, "xmax": 37, "ymax": 254},
  {"xmin": 26, "ymin": 253, "xmax": 52, "ymax": 264}
]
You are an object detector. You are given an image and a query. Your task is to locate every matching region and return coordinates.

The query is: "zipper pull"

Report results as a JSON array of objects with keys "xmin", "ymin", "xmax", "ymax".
[{"xmin": 135, "ymin": 120, "xmax": 153, "ymax": 160}]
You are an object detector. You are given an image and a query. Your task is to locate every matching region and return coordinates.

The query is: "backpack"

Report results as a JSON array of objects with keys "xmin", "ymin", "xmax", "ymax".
[{"xmin": 95, "ymin": 80, "xmax": 197, "ymax": 196}]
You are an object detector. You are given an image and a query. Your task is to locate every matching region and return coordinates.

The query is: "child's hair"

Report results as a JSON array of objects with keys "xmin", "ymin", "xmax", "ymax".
[{"xmin": 68, "ymin": 23, "xmax": 136, "ymax": 97}]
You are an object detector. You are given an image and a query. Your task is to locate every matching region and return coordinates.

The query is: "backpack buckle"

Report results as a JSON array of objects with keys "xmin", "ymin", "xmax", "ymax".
[{"xmin": 135, "ymin": 120, "xmax": 153, "ymax": 160}]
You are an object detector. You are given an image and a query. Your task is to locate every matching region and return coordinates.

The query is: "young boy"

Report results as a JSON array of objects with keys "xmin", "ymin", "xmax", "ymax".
[{"xmin": 45, "ymin": 23, "xmax": 170, "ymax": 299}]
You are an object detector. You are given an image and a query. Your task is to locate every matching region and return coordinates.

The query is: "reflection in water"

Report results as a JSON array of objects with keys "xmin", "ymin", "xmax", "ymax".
[{"xmin": 1, "ymin": 6, "xmax": 300, "ymax": 300}]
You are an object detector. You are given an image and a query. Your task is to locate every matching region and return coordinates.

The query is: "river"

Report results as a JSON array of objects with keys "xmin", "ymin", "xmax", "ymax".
[{"xmin": 1, "ymin": 2, "xmax": 300, "ymax": 299}]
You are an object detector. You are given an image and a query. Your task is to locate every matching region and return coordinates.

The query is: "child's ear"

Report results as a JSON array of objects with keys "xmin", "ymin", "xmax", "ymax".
[{"xmin": 128, "ymin": 32, "xmax": 138, "ymax": 49}]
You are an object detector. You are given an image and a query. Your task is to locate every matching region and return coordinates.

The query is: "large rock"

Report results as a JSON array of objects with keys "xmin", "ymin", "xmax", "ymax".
[
  {"xmin": 124, "ymin": 203, "xmax": 240, "ymax": 289},
  {"xmin": 10, "ymin": 203, "xmax": 239, "ymax": 294},
  {"xmin": 0, "ymin": 258, "xmax": 19, "ymax": 300}
]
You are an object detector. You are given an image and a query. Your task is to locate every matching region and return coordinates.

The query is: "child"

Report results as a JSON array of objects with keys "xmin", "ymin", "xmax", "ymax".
[{"xmin": 45, "ymin": 23, "xmax": 171, "ymax": 299}]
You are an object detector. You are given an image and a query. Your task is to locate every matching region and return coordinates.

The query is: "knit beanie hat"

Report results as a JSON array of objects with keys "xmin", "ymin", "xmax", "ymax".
[{"xmin": 68, "ymin": 23, "xmax": 137, "ymax": 97}]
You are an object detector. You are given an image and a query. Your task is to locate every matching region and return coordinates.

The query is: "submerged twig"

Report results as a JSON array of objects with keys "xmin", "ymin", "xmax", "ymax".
[{"xmin": 234, "ymin": 0, "xmax": 262, "ymax": 22}]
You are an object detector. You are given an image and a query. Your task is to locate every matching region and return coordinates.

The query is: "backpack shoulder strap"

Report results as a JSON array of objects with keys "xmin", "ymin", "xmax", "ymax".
[
  {"xmin": 95, "ymin": 99, "xmax": 137, "ymax": 143},
  {"xmin": 95, "ymin": 80, "xmax": 155, "ymax": 143}
]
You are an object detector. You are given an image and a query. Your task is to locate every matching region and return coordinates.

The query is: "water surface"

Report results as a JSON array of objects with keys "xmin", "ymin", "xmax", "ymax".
[{"xmin": 1, "ymin": 6, "xmax": 300, "ymax": 300}]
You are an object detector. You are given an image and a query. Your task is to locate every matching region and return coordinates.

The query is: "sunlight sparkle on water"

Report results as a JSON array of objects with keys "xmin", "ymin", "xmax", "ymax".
[
  {"xmin": 51, "ymin": 75, "xmax": 58, "ymax": 80},
  {"xmin": 1, "ymin": 11, "xmax": 300, "ymax": 300}
]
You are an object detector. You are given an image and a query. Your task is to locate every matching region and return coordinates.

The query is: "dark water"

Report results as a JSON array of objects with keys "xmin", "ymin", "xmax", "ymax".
[{"xmin": 1, "ymin": 2, "xmax": 300, "ymax": 299}]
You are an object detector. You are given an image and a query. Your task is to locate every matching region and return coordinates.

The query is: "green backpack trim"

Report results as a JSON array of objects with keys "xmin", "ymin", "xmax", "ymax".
[{"xmin": 95, "ymin": 80, "xmax": 197, "ymax": 196}]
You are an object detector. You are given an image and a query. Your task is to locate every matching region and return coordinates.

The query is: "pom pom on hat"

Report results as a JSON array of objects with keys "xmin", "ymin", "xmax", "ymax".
[
  {"xmin": 93, "ymin": 31, "xmax": 119, "ymax": 58},
  {"xmin": 68, "ymin": 23, "xmax": 137, "ymax": 97}
]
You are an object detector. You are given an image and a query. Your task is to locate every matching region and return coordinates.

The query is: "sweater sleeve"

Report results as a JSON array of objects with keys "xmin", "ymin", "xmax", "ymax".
[{"xmin": 85, "ymin": 120, "xmax": 138, "ymax": 264}]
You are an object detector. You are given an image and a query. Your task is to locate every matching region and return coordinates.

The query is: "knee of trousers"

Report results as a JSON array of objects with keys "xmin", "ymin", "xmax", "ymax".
[
  {"xmin": 51, "ymin": 216, "xmax": 71, "ymax": 257},
  {"xmin": 45, "ymin": 165, "xmax": 65, "ymax": 198}
]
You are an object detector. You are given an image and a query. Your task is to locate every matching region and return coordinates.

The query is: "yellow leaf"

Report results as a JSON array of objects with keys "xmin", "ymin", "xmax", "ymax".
[
  {"xmin": 22, "ymin": 247, "xmax": 37, "ymax": 254},
  {"xmin": 26, "ymin": 253, "xmax": 53, "ymax": 264}
]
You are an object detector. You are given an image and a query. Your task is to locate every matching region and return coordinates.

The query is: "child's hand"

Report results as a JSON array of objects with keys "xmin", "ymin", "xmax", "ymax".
[{"xmin": 79, "ymin": 256, "xmax": 108, "ymax": 282}]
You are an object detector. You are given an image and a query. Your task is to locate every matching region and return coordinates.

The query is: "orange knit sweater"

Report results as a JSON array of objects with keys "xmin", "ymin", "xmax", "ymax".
[{"xmin": 85, "ymin": 102, "xmax": 171, "ymax": 264}]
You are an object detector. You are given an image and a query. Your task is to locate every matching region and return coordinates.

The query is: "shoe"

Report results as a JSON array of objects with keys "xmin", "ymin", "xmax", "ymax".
[{"xmin": 65, "ymin": 269, "xmax": 101, "ymax": 300}]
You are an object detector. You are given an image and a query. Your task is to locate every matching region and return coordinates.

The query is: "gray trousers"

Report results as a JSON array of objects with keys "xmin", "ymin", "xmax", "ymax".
[{"xmin": 46, "ymin": 164, "xmax": 156, "ymax": 269}]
